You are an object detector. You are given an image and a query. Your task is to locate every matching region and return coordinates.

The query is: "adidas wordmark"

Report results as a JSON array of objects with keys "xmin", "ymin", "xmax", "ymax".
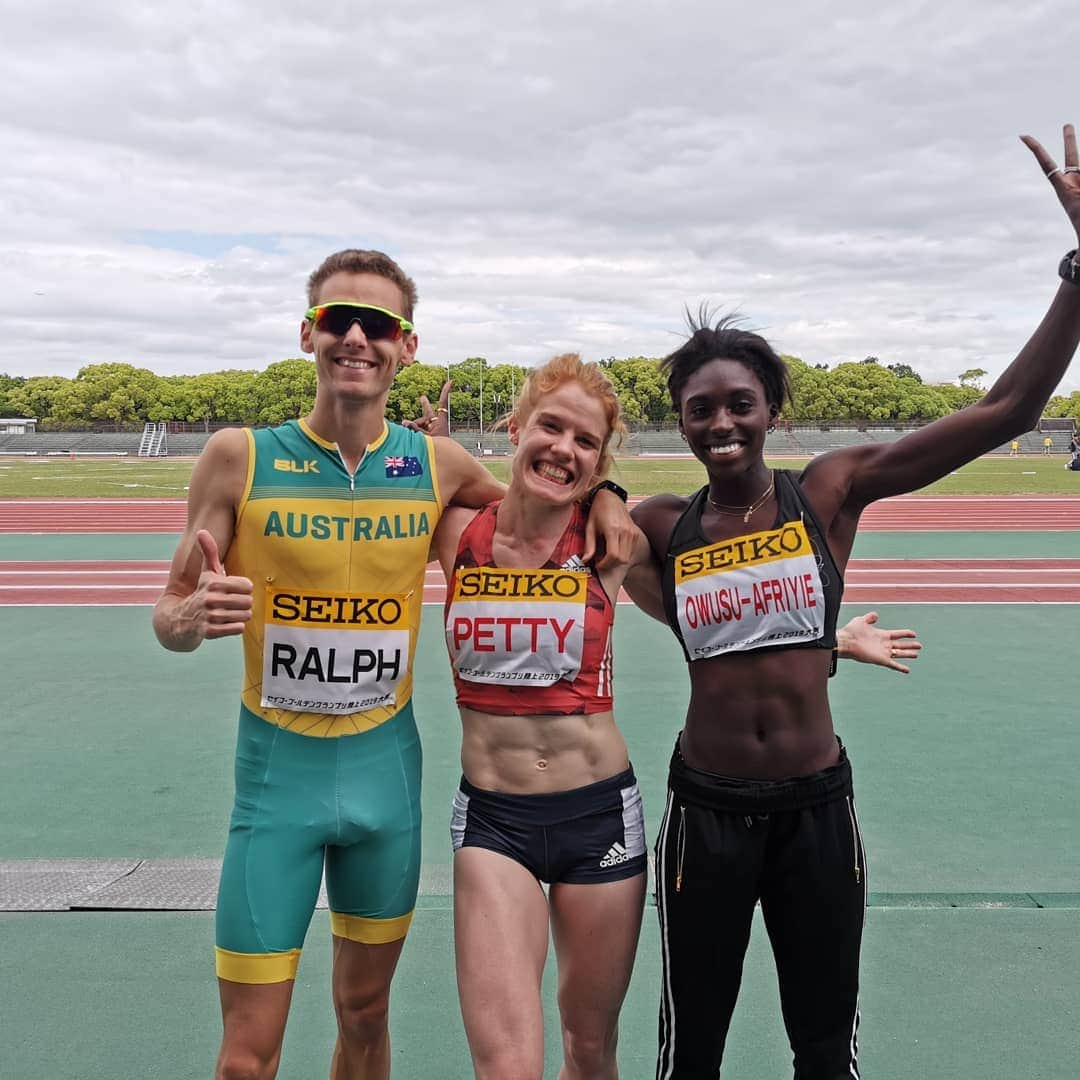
[{"xmin": 600, "ymin": 842, "xmax": 633, "ymax": 868}]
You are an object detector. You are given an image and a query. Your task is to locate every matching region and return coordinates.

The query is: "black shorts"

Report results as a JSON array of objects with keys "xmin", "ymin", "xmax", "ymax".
[{"xmin": 450, "ymin": 767, "xmax": 647, "ymax": 884}]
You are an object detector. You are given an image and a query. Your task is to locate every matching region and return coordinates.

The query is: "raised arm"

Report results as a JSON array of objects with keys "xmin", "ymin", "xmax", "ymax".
[
  {"xmin": 152, "ymin": 428, "xmax": 253, "ymax": 652},
  {"xmin": 805, "ymin": 124, "xmax": 1080, "ymax": 513}
]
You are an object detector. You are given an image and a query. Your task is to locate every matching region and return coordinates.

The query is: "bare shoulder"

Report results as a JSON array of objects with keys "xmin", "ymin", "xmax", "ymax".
[
  {"xmin": 431, "ymin": 435, "xmax": 477, "ymax": 487},
  {"xmin": 631, "ymin": 492, "xmax": 692, "ymax": 549},
  {"xmin": 632, "ymin": 492, "xmax": 693, "ymax": 520},
  {"xmin": 431, "ymin": 434, "xmax": 471, "ymax": 469},
  {"xmin": 798, "ymin": 443, "xmax": 890, "ymax": 518},
  {"xmin": 198, "ymin": 426, "xmax": 249, "ymax": 472},
  {"xmin": 187, "ymin": 427, "xmax": 249, "ymax": 516}
]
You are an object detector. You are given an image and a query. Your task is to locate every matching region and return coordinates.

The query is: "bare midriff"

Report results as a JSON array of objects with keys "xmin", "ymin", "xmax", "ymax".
[
  {"xmin": 681, "ymin": 647, "xmax": 839, "ymax": 780},
  {"xmin": 459, "ymin": 707, "xmax": 629, "ymax": 794}
]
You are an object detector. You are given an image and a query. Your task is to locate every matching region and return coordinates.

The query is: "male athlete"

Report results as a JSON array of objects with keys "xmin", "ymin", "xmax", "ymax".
[{"xmin": 153, "ymin": 249, "xmax": 634, "ymax": 1079}]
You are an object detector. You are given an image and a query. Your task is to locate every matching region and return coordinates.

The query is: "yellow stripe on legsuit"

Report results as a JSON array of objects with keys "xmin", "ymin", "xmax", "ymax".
[
  {"xmin": 330, "ymin": 910, "xmax": 413, "ymax": 944},
  {"xmin": 215, "ymin": 946, "xmax": 301, "ymax": 984}
]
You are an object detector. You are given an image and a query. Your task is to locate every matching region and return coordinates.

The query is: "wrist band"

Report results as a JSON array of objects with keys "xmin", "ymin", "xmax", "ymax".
[
  {"xmin": 582, "ymin": 479, "xmax": 629, "ymax": 512},
  {"xmin": 1059, "ymin": 249, "xmax": 1080, "ymax": 285}
]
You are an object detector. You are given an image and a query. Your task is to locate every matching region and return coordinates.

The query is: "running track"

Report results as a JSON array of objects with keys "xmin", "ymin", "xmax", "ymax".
[
  {"xmin": 2, "ymin": 497, "xmax": 1078, "ymax": 605},
  {"xmin": 3, "ymin": 495, "xmax": 1080, "ymax": 533},
  {"xmin": 2, "ymin": 558, "xmax": 1080, "ymax": 605}
]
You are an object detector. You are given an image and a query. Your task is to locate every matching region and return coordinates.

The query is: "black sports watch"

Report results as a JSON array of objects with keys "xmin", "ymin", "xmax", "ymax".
[
  {"xmin": 582, "ymin": 479, "xmax": 629, "ymax": 511},
  {"xmin": 1059, "ymin": 249, "xmax": 1080, "ymax": 285}
]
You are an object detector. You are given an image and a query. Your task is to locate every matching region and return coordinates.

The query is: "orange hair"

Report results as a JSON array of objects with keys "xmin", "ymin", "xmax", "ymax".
[{"xmin": 511, "ymin": 353, "xmax": 625, "ymax": 479}]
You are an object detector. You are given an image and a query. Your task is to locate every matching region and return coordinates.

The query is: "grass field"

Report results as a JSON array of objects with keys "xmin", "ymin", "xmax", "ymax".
[{"xmin": 1, "ymin": 453, "xmax": 1079, "ymax": 498}]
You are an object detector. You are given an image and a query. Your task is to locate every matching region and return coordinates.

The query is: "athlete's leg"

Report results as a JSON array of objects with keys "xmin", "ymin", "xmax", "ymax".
[
  {"xmin": 215, "ymin": 710, "xmax": 329, "ymax": 1078},
  {"xmin": 654, "ymin": 791, "xmax": 762, "ymax": 1079},
  {"xmin": 549, "ymin": 872, "xmax": 646, "ymax": 1079},
  {"xmin": 216, "ymin": 981, "xmax": 295, "ymax": 1080},
  {"xmin": 329, "ymin": 936, "xmax": 407, "ymax": 1080},
  {"xmin": 759, "ymin": 795, "xmax": 867, "ymax": 1080},
  {"xmin": 326, "ymin": 705, "xmax": 424, "ymax": 1078},
  {"xmin": 454, "ymin": 847, "xmax": 551, "ymax": 1080}
]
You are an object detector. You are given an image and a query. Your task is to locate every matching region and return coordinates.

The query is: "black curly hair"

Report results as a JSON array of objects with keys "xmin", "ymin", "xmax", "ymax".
[{"xmin": 660, "ymin": 306, "xmax": 791, "ymax": 415}]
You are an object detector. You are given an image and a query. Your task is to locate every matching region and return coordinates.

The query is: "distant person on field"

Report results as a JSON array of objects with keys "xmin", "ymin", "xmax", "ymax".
[
  {"xmin": 1044, "ymin": 435, "xmax": 1054, "ymax": 454},
  {"xmin": 1010, "ymin": 439, "xmax": 1021, "ymax": 455}
]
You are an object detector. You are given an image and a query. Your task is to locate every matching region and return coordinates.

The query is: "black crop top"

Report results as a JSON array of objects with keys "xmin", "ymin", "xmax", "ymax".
[{"xmin": 660, "ymin": 470, "xmax": 843, "ymax": 663}]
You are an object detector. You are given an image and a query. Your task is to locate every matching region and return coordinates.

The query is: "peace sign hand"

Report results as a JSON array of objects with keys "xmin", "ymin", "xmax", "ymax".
[
  {"xmin": 1022, "ymin": 123, "xmax": 1080, "ymax": 243},
  {"xmin": 403, "ymin": 380, "xmax": 452, "ymax": 437}
]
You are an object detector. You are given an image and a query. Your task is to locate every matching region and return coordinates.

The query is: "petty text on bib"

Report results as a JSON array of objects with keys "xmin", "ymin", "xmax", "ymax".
[{"xmin": 447, "ymin": 567, "xmax": 588, "ymax": 685}]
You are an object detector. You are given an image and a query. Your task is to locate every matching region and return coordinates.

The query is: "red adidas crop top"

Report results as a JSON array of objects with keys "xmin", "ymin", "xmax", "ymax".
[{"xmin": 444, "ymin": 502, "xmax": 615, "ymax": 716}]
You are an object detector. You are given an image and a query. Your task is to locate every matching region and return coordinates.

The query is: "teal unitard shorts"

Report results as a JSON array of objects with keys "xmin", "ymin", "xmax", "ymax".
[{"xmin": 215, "ymin": 702, "xmax": 422, "ymax": 984}]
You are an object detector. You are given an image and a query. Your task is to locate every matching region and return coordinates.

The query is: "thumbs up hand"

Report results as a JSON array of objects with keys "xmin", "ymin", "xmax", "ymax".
[{"xmin": 190, "ymin": 528, "xmax": 254, "ymax": 640}]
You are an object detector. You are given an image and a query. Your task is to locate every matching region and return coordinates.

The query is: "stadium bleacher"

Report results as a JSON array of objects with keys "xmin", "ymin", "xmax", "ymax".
[{"xmin": 0, "ymin": 425, "xmax": 1068, "ymax": 458}]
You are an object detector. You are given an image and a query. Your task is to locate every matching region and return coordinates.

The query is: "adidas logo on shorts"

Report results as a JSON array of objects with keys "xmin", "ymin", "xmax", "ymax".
[{"xmin": 600, "ymin": 842, "xmax": 633, "ymax": 868}]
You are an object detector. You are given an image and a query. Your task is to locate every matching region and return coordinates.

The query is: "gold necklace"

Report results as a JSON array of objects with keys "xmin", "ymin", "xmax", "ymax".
[{"xmin": 707, "ymin": 473, "xmax": 775, "ymax": 523}]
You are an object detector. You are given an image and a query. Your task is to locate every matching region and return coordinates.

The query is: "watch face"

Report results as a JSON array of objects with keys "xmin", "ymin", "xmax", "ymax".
[{"xmin": 1060, "ymin": 252, "xmax": 1080, "ymax": 283}]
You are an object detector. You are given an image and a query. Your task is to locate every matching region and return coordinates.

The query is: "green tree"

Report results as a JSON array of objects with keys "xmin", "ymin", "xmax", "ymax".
[
  {"xmin": 826, "ymin": 362, "xmax": 946, "ymax": 425},
  {"xmin": 7, "ymin": 376, "xmax": 77, "ymax": 424},
  {"xmin": 154, "ymin": 371, "xmax": 260, "ymax": 427},
  {"xmin": 958, "ymin": 367, "xmax": 988, "ymax": 388},
  {"xmin": 446, "ymin": 357, "xmax": 490, "ymax": 429},
  {"xmin": 0, "ymin": 374, "xmax": 28, "ymax": 416},
  {"xmin": 784, "ymin": 356, "xmax": 837, "ymax": 421},
  {"xmin": 603, "ymin": 357, "xmax": 673, "ymax": 425},
  {"xmin": 251, "ymin": 359, "xmax": 317, "ymax": 425},
  {"xmin": 50, "ymin": 363, "xmax": 164, "ymax": 425},
  {"xmin": 1046, "ymin": 391, "xmax": 1080, "ymax": 426},
  {"xmin": 386, "ymin": 363, "xmax": 450, "ymax": 424},
  {"xmin": 932, "ymin": 382, "xmax": 982, "ymax": 411},
  {"xmin": 887, "ymin": 363, "xmax": 922, "ymax": 383}
]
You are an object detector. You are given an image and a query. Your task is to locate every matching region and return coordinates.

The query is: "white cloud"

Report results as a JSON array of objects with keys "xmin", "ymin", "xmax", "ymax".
[{"xmin": 1, "ymin": 0, "xmax": 1079, "ymax": 394}]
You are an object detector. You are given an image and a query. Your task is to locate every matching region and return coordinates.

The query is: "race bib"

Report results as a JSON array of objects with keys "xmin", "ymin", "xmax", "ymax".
[
  {"xmin": 674, "ymin": 520, "xmax": 825, "ymax": 660},
  {"xmin": 447, "ymin": 567, "xmax": 587, "ymax": 685},
  {"xmin": 261, "ymin": 586, "xmax": 409, "ymax": 713}
]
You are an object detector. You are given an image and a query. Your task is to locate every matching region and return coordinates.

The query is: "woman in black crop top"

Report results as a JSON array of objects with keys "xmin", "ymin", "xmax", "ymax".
[
  {"xmin": 422, "ymin": 355, "xmax": 915, "ymax": 1079},
  {"xmin": 626, "ymin": 124, "xmax": 1080, "ymax": 1079}
]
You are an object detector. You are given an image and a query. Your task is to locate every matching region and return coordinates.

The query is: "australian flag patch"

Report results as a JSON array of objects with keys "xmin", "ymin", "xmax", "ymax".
[{"xmin": 385, "ymin": 455, "xmax": 423, "ymax": 478}]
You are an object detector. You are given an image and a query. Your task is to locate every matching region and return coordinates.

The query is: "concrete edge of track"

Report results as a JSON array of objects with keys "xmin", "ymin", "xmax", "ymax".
[{"xmin": 3, "ymin": 860, "xmax": 1078, "ymax": 912}]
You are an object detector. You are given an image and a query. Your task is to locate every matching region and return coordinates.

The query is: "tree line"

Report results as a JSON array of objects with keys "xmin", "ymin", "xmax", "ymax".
[{"xmin": 4, "ymin": 356, "xmax": 1080, "ymax": 430}]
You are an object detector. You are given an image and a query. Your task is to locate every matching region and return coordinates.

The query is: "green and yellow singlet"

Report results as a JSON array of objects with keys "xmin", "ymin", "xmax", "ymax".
[{"xmin": 228, "ymin": 417, "xmax": 442, "ymax": 737}]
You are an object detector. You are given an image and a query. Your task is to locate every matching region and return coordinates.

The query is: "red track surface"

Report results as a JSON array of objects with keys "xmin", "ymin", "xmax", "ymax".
[
  {"xmin": 4, "ymin": 558, "xmax": 1080, "ymax": 606},
  {"xmin": 4, "ymin": 496, "xmax": 1080, "ymax": 533},
  {"xmin": 3, "ymin": 498, "xmax": 1079, "ymax": 604}
]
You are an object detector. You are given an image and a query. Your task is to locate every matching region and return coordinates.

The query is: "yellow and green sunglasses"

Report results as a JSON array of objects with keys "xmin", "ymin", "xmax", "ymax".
[{"xmin": 305, "ymin": 302, "xmax": 414, "ymax": 341}]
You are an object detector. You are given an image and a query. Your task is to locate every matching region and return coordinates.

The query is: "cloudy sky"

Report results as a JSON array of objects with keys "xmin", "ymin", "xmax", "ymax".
[{"xmin": 3, "ymin": 0, "xmax": 1080, "ymax": 392}]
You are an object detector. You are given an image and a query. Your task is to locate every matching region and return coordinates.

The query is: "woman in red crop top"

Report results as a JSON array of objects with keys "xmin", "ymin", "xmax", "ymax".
[
  {"xmin": 428, "ymin": 353, "xmax": 922, "ymax": 1079},
  {"xmin": 431, "ymin": 353, "xmax": 652, "ymax": 1080},
  {"xmin": 627, "ymin": 125, "xmax": 1080, "ymax": 1079}
]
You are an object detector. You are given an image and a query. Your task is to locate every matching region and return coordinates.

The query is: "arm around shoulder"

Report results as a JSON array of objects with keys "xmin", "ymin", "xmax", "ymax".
[
  {"xmin": 433, "ymin": 436, "xmax": 505, "ymax": 510},
  {"xmin": 621, "ymin": 495, "xmax": 686, "ymax": 623}
]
